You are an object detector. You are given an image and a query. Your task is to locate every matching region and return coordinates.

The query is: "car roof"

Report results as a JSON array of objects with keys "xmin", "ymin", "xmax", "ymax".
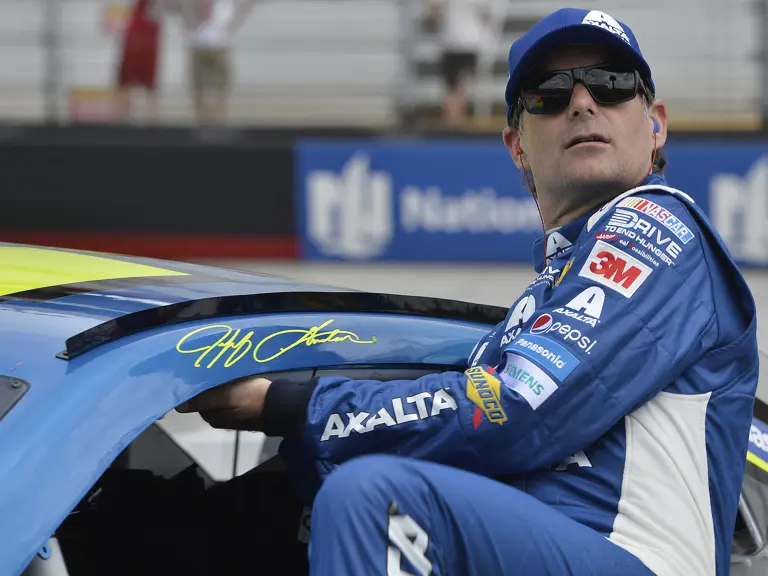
[{"xmin": 0, "ymin": 243, "xmax": 507, "ymax": 574}]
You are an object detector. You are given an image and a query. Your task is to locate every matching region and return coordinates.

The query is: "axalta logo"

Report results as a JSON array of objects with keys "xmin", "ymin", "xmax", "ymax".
[
  {"xmin": 501, "ymin": 295, "xmax": 536, "ymax": 345},
  {"xmin": 465, "ymin": 366, "xmax": 507, "ymax": 428},
  {"xmin": 528, "ymin": 315, "xmax": 597, "ymax": 354},
  {"xmin": 710, "ymin": 157, "xmax": 768, "ymax": 265},
  {"xmin": 581, "ymin": 10, "xmax": 630, "ymax": 44},
  {"xmin": 578, "ymin": 240, "xmax": 653, "ymax": 298},
  {"xmin": 320, "ymin": 388, "xmax": 457, "ymax": 441},
  {"xmin": 544, "ymin": 231, "xmax": 573, "ymax": 265},
  {"xmin": 559, "ymin": 286, "xmax": 605, "ymax": 326},
  {"xmin": 307, "ymin": 153, "xmax": 394, "ymax": 260}
]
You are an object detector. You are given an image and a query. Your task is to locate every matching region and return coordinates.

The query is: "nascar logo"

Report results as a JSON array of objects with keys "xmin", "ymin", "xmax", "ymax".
[{"xmin": 618, "ymin": 197, "xmax": 695, "ymax": 244}]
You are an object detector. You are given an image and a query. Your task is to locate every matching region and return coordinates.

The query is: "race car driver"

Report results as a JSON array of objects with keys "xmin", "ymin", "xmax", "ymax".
[{"xmin": 178, "ymin": 8, "xmax": 759, "ymax": 576}]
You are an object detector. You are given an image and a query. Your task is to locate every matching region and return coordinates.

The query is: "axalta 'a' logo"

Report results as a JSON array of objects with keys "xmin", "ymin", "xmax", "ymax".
[
  {"xmin": 578, "ymin": 240, "xmax": 652, "ymax": 297},
  {"xmin": 581, "ymin": 10, "xmax": 630, "ymax": 44},
  {"xmin": 465, "ymin": 366, "xmax": 507, "ymax": 429},
  {"xmin": 320, "ymin": 388, "xmax": 457, "ymax": 441}
]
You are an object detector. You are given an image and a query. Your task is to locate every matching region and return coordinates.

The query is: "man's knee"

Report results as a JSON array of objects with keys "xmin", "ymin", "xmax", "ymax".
[{"xmin": 316, "ymin": 455, "xmax": 422, "ymax": 508}]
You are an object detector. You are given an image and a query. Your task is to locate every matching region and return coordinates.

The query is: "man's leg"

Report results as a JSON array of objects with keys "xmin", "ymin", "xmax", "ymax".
[{"xmin": 309, "ymin": 455, "xmax": 655, "ymax": 576}]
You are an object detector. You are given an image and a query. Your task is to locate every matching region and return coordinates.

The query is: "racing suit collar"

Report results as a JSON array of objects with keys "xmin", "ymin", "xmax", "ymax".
[{"xmin": 531, "ymin": 174, "xmax": 669, "ymax": 272}]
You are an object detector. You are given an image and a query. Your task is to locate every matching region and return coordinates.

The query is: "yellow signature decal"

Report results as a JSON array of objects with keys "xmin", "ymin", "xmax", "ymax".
[{"xmin": 176, "ymin": 319, "xmax": 378, "ymax": 368}]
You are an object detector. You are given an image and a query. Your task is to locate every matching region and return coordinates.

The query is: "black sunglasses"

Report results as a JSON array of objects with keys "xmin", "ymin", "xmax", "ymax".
[{"xmin": 518, "ymin": 63, "xmax": 640, "ymax": 116}]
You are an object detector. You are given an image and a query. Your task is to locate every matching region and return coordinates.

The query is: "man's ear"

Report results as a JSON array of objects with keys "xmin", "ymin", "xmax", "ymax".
[
  {"xmin": 649, "ymin": 99, "xmax": 668, "ymax": 150},
  {"xmin": 502, "ymin": 126, "xmax": 525, "ymax": 169}
]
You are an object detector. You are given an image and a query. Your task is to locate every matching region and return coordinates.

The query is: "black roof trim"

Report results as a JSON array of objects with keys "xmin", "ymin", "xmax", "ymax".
[{"xmin": 58, "ymin": 290, "xmax": 509, "ymax": 360}]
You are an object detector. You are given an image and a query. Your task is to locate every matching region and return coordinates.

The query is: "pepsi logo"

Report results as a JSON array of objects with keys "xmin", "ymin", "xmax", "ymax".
[{"xmin": 530, "ymin": 314, "xmax": 553, "ymax": 334}]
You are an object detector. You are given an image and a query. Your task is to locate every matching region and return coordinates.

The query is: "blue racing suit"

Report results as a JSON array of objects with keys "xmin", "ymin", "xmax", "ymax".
[{"xmin": 263, "ymin": 174, "xmax": 758, "ymax": 576}]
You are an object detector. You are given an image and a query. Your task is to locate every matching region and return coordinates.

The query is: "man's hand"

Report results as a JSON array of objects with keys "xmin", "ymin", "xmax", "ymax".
[{"xmin": 176, "ymin": 377, "xmax": 272, "ymax": 431}]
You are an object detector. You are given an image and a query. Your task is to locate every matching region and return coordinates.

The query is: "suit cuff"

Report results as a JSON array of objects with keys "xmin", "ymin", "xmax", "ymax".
[{"xmin": 262, "ymin": 378, "xmax": 318, "ymax": 439}]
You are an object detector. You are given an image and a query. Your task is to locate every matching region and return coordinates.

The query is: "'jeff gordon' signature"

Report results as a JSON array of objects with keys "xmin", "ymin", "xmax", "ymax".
[{"xmin": 176, "ymin": 319, "xmax": 378, "ymax": 368}]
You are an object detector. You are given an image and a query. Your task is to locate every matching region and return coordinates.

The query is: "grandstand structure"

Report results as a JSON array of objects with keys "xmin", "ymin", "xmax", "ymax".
[{"xmin": 0, "ymin": 0, "xmax": 764, "ymax": 131}]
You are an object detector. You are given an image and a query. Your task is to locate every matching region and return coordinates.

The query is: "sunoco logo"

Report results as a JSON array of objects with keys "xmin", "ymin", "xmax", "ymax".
[{"xmin": 530, "ymin": 314, "xmax": 553, "ymax": 334}]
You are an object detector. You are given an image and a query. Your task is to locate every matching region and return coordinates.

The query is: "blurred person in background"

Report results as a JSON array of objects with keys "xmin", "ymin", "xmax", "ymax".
[
  {"xmin": 115, "ymin": 0, "xmax": 162, "ymax": 123},
  {"xmin": 178, "ymin": 0, "xmax": 257, "ymax": 125},
  {"xmin": 178, "ymin": 8, "xmax": 758, "ymax": 576},
  {"xmin": 426, "ymin": 0, "xmax": 492, "ymax": 128}
]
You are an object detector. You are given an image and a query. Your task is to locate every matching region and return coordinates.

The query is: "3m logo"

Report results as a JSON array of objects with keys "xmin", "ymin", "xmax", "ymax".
[{"xmin": 579, "ymin": 240, "xmax": 652, "ymax": 297}]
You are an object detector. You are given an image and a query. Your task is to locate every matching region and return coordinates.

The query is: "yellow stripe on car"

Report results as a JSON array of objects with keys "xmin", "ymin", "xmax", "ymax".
[{"xmin": 0, "ymin": 247, "xmax": 187, "ymax": 297}]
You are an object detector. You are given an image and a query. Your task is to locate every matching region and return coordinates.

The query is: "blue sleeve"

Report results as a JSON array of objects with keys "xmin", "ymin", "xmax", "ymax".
[{"xmin": 282, "ymin": 196, "xmax": 718, "ymax": 477}]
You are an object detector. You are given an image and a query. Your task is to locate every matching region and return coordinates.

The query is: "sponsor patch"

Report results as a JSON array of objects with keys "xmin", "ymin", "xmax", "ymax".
[
  {"xmin": 618, "ymin": 197, "xmax": 695, "ymax": 244},
  {"xmin": 565, "ymin": 286, "xmax": 604, "ymax": 321},
  {"xmin": 507, "ymin": 334, "xmax": 579, "ymax": 381},
  {"xmin": 581, "ymin": 10, "xmax": 631, "ymax": 44},
  {"xmin": 320, "ymin": 388, "xmax": 457, "ymax": 441},
  {"xmin": 500, "ymin": 353, "xmax": 559, "ymax": 410},
  {"xmin": 545, "ymin": 231, "xmax": 573, "ymax": 264},
  {"xmin": 596, "ymin": 232, "xmax": 618, "ymax": 242},
  {"xmin": 501, "ymin": 295, "xmax": 536, "ymax": 345},
  {"xmin": 527, "ymin": 315, "xmax": 598, "ymax": 354},
  {"xmin": 466, "ymin": 366, "xmax": 507, "ymax": 428},
  {"xmin": 604, "ymin": 208, "xmax": 682, "ymax": 265},
  {"xmin": 579, "ymin": 240, "xmax": 652, "ymax": 297}
]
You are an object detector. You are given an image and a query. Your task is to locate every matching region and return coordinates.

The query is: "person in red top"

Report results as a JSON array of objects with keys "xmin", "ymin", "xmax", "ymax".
[{"xmin": 115, "ymin": 0, "xmax": 161, "ymax": 122}]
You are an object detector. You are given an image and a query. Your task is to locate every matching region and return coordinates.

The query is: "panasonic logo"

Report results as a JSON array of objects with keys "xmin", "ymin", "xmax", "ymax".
[{"xmin": 515, "ymin": 338, "xmax": 567, "ymax": 369}]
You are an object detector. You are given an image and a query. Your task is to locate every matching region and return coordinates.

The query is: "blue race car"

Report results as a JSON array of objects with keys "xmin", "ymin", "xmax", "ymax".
[{"xmin": 0, "ymin": 244, "xmax": 763, "ymax": 575}]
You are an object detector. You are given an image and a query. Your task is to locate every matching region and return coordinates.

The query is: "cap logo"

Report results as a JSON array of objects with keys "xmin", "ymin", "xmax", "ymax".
[{"xmin": 581, "ymin": 10, "xmax": 630, "ymax": 44}]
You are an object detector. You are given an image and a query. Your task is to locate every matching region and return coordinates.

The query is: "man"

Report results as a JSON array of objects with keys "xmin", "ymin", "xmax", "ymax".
[
  {"xmin": 179, "ymin": 8, "xmax": 758, "ymax": 575},
  {"xmin": 177, "ymin": 0, "xmax": 257, "ymax": 125},
  {"xmin": 425, "ymin": 0, "xmax": 492, "ymax": 127}
]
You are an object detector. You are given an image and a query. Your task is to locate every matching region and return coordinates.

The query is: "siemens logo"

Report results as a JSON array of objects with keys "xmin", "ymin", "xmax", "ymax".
[{"xmin": 507, "ymin": 334, "xmax": 580, "ymax": 381}]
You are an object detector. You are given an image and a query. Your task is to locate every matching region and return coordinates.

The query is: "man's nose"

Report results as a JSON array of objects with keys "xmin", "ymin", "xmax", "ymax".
[{"xmin": 568, "ymin": 82, "xmax": 597, "ymax": 117}]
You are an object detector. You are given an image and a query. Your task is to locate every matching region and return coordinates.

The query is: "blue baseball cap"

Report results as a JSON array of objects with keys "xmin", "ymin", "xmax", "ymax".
[{"xmin": 504, "ymin": 8, "xmax": 655, "ymax": 118}]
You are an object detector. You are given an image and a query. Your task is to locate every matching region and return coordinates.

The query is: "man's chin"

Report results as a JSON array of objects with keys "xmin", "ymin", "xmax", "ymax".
[{"xmin": 556, "ymin": 170, "xmax": 631, "ymax": 199}]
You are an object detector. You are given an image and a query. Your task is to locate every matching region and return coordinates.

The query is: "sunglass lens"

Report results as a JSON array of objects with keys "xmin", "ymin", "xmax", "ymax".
[
  {"xmin": 522, "ymin": 72, "xmax": 572, "ymax": 113},
  {"xmin": 585, "ymin": 67, "xmax": 637, "ymax": 104}
]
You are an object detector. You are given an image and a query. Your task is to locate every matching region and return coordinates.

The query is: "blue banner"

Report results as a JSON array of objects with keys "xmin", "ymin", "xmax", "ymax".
[{"xmin": 296, "ymin": 139, "xmax": 768, "ymax": 266}]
